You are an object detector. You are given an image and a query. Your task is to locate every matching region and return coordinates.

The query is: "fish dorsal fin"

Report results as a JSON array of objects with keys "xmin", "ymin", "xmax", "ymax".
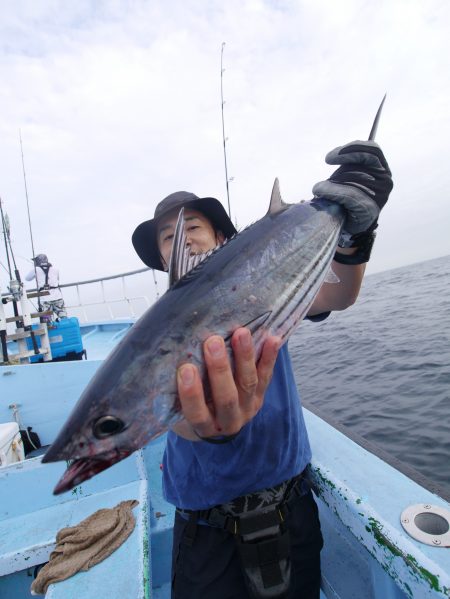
[
  {"xmin": 168, "ymin": 208, "xmax": 187, "ymax": 286},
  {"xmin": 168, "ymin": 208, "xmax": 217, "ymax": 287},
  {"xmin": 267, "ymin": 178, "xmax": 289, "ymax": 216}
]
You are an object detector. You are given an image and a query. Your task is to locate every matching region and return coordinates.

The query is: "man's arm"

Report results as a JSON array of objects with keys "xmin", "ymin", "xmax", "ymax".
[
  {"xmin": 308, "ymin": 140, "xmax": 393, "ymax": 316},
  {"xmin": 308, "ymin": 248, "xmax": 366, "ymax": 314}
]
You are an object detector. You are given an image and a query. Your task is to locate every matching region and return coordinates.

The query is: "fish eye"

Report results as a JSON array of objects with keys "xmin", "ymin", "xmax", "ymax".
[{"xmin": 93, "ymin": 415, "xmax": 125, "ymax": 439}]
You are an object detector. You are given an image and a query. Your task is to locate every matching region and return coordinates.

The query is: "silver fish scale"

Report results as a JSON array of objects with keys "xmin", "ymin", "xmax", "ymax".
[{"xmin": 267, "ymin": 222, "xmax": 341, "ymax": 341}]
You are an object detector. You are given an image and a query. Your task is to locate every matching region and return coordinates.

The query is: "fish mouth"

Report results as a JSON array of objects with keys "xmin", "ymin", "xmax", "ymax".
[{"xmin": 50, "ymin": 449, "xmax": 133, "ymax": 495}]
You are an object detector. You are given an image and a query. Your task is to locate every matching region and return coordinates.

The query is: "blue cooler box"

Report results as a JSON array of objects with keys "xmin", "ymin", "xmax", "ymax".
[{"xmin": 26, "ymin": 317, "xmax": 84, "ymax": 363}]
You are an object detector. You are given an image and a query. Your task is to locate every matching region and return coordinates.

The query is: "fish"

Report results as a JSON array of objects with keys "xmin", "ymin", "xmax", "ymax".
[
  {"xmin": 42, "ymin": 184, "xmax": 344, "ymax": 493},
  {"xmin": 43, "ymin": 99, "xmax": 386, "ymax": 494}
]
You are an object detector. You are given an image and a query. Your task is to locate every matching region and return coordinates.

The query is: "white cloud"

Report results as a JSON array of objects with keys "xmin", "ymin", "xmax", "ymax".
[{"xmin": 0, "ymin": 0, "xmax": 449, "ymax": 291}]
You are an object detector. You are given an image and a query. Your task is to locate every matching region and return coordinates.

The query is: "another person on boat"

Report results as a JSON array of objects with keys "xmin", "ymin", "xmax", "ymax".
[
  {"xmin": 132, "ymin": 140, "xmax": 393, "ymax": 599},
  {"xmin": 25, "ymin": 254, "xmax": 67, "ymax": 322}
]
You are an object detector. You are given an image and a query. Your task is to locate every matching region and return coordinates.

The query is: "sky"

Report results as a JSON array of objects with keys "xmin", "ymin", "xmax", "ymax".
[{"xmin": 0, "ymin": 0, "xmax": 449, "ymax": 298}]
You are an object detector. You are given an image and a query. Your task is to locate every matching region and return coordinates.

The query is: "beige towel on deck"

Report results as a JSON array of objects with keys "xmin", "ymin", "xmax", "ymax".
[{"xmin": 31, "ymin": 499, "xmax": 139, "ymax": 595}]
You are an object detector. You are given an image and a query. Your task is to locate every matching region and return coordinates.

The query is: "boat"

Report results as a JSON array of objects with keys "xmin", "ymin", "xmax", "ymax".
[{"xmin": 1, "ymin": 267, "xmax": 449, "ymax": 599}]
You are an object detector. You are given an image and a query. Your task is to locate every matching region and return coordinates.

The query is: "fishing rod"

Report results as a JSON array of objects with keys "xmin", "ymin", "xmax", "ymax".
[
  {"xmin": 2, "ymin": 204, "xmax": 22, "ymax": 284},
  {"xmin": 19, "ymin": 130, "xmax": 41, "ymax": 314},
  {"xmin": 17, "ymin": 131, "xmax": 40, "ymax": 354},
  {"xmin": 220, "ymin": 42, "xmax": 233, "ymax": 220},
  {"xmin": 0, "ymin": 198, "xmax": 13, "ymax": 280},
  {"xmin": 0, "ymin": 199, "xmax": 13, "ymax": 362},
  {"xmin": 0, "ymin": 197, "xmax": 22, "ymax": 324}
]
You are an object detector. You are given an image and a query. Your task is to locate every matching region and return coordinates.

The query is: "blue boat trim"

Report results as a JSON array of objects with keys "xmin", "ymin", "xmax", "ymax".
[{"xmin": 305, "ymin": 403, "xmax": 450, "ymax": 503}]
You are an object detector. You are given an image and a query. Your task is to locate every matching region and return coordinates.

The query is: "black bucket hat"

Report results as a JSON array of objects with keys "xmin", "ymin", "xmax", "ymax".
[{"xmin": 132, "ymin": 191, "xmax": 237, "ymax": 271}]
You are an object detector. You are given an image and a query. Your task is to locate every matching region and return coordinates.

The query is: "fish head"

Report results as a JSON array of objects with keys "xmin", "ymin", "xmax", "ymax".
[{"xmin": 42, "ymin": 367, "xmax": 180, "ymax": 494}]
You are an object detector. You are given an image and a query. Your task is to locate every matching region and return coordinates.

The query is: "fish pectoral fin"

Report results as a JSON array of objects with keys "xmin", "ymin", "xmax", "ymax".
[
  {"xmin": 324, "ymin": 265, "xmax": 340, "ymax": 284},
  {"xmin": 267, "ymin": 178, "xmax": 290, "ymax": 216},
  {"xmin": 168, "ymin": 207, "xmax": 218, "ymax": 287},
  {"xmin": 224, "ymin": 312, "xmax": 272, "ymax": 343}
]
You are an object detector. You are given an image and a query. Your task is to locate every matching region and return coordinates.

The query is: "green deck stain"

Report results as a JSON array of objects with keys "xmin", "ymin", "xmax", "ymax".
[
  {"xmin": 368, "ymin": 517, "xmax": 403, "ymax": 559},
  {"xmin": 142, "ymin": 502, "xmax": 150, "ymax": 599},
  {"xmin": 313, "ymin": 467, "xmax": 336, "ymax": 491},
  {"xmin": 367, "ymin": 517, "xmax": 447, "ymax": 595},
  {"xmin": 405, "ymin": 554, "xmax": 444, "ymax": 594}
]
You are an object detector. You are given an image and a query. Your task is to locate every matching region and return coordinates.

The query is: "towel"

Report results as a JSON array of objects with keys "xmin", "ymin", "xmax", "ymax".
[{"xmin": 31, "ymin": 499, "xmax": 139, "ymax": 595}]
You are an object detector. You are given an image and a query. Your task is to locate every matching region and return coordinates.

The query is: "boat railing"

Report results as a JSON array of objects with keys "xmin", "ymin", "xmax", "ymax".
[
  {"xmin": 58, "ymin": 267, "xmax": 162, "ymax": 322},
  {"xmin": 1, "ymin": 267, "xmax": 162, "ymax": 325}
]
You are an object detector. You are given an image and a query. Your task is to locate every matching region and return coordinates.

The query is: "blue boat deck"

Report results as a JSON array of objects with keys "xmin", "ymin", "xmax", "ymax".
[
  {"xmin": 2, "ymin": 319, "xmax": 450, "ymax": 598},
  {"xmin": 80, "ymin": 321, "xmax": 134, "ymax": 361},
  {"xmin": 0, "ymin": 436, "xmax": 174, "ymax": 599}
]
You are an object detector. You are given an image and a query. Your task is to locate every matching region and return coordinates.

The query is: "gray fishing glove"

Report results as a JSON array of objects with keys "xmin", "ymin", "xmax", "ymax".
[{"xmin": 312, "ymin": 140, "xmax": 393, "ymax": 248}]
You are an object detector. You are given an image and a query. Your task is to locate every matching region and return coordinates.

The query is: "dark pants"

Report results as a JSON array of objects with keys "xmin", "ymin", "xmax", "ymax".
[{"xmin": 171, "ymin": 490, "xmax": 323, "ymax": 599}]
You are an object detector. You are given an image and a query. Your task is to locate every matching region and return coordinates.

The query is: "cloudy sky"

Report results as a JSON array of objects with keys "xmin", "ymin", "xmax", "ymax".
[{"xmin": 0, "ymin": 0, "xmax": 449, "ymax": 296}]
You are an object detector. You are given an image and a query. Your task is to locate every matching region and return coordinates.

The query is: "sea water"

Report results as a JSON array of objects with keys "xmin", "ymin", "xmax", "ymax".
[{"xmin": 289, "ymin": 254, "xmax": 450, "ymax": 493}]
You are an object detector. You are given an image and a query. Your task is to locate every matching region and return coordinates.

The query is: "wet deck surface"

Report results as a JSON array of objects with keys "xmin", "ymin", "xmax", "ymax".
[{"xmin": 80, "ymin": 321, "xmax": 134, "ymax": 361}]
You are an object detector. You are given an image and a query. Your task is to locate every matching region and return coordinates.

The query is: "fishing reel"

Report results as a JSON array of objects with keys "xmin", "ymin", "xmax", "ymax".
[{"xmin": 8, "ymin": 279, "xmax": 23, "ymax": 302}]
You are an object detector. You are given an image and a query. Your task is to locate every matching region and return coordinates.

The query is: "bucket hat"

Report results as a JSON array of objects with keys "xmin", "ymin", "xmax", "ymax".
[
  {"xmin": 32, "ymin": 254, "xmax": 49, "ymax": 266},
  {"xmin": 132, "ymin": 192, "xmax": 237, "ymax": 271}
]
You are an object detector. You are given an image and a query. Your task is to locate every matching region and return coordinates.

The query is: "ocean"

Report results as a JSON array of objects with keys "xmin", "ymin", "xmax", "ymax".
[{"xmin": 289, "ymin": 254, "xmax": 450, "ymax": 494}]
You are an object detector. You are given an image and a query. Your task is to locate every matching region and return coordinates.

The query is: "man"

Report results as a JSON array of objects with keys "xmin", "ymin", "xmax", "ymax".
[
  {"xmin": 132, "ymin": 140, "xmax": 393, "ymax": 598},
  {"xmin": 25, "ymin": 254, "xmax": 67, "ymax": 322}
]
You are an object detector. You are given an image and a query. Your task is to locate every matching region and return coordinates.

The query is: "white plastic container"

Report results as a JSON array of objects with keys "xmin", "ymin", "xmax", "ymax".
[{"xmin": 0, "ymin": 422, "xmax": 25, "ymax": 467}]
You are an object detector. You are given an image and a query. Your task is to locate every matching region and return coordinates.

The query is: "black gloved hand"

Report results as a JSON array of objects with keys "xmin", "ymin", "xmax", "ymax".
[{"xmin": 312, "ymin": 140, "xmax": 393, "ymax": 246}]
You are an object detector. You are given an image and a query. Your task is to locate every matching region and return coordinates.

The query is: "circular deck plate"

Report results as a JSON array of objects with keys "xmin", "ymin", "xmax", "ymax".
[{"xmin": 401, "ymin": 504, "xmax": 450, "ymax": 547}]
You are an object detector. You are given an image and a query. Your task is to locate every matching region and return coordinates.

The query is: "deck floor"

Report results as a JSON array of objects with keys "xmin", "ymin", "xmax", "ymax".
[{"xmin": 80, "ymin": 321, "xmax": 133, "ymax": 361}]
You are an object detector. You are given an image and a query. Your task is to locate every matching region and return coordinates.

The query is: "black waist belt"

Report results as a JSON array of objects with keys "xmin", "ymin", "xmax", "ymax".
[
  {"xmin": 176, "ymin": 471, "xmax": 310, "ymax": 599},
  {"xmin": 177, "ymin": 472, "xmax": 308, "ymax": 535}
]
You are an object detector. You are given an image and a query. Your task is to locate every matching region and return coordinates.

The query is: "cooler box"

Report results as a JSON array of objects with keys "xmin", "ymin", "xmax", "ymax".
[
  {"xmin": 26, "ymin": 317, "xmax": 84, "ymax": 363},
  {"xmin": 0, "ymin": 422, "xmax": 25, "ymax": 467}
]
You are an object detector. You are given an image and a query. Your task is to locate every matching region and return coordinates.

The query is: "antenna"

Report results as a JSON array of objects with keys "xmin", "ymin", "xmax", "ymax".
[{"xmin": 220, "ymin": 42, "xmax": 232, "ymax": 219}]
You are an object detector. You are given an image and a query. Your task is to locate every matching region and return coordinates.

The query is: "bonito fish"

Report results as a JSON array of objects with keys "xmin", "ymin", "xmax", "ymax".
[
  {"xmin": 43, "ymin": 184, "xmax": 343, "ymax": 493},
  {"xmin": 44, "ymin": 100, "xmax": 386, "ymax": 494}
]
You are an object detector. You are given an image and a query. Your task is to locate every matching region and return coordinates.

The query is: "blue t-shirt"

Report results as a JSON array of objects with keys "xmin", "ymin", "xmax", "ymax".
[{"xmin": 162, "ymin": 343, "xmax": 312, "ymax": 510}]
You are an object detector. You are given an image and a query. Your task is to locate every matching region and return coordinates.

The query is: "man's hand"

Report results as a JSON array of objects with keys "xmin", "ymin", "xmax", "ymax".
[
  {"xmin": 171, "ymin": 328, "xmax": 281, "ymax": 442},
  {"xmin": 312, "ymin": 140, "xmax": 393, "ymax": 241}
]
